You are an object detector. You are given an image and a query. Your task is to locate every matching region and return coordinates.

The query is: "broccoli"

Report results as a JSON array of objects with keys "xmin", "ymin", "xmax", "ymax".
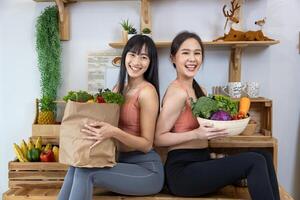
[{"xmin": 191, "ymin": 96, "xmax": 218, "ymax": 119}]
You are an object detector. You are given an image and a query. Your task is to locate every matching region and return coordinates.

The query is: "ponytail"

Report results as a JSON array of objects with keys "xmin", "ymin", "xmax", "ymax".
[{"xmin": 193, "ymin": 79, "xmax": 205, "ymax": 98}]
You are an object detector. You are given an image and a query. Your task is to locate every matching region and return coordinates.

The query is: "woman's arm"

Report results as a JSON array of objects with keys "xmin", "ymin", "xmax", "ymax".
[
  {"xmin": 155, "ymin": 85, "xmax": 228, "ymax": 147},
  {"xmin": 154, "ymin": 85, "xmax": 199, "ymax": 147},
  {"xmin": 82, "ymin": 85, "xmax": 159, "ymax": 153},
  {"xmin": 113, "ymin": 85, "xmax": 159, "ymax": 153}
]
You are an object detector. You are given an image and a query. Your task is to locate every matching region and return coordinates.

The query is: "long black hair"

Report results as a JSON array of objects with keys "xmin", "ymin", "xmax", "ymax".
[
  {"xmin": 170, "ymin": 31, "xmax": 206, "ymax": 98},
  {"xmin": 117, "ymin": 34, "xmax": 160, "ymax": 99}
]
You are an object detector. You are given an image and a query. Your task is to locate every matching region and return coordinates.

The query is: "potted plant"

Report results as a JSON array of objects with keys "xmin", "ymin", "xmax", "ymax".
[
  {"xmin": 120, "ymin": 19, "xmax": 133, "ymax": 42},
  {"xmin": 36, "ymin": 5, "xmax": 61, "ymax": 124},
  {"xmin": 142, "ymin": 27, "xmax": 152, "ymax": 38},
  {"xmin": 128, "ymin": 26, "xmax": 137, "ymax": 40}
]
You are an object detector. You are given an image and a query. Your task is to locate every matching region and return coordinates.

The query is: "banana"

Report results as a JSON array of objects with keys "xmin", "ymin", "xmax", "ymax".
[
  {"xmin": 44, "ymin": 143, "xmax": 52, "ymax": 152},
  {"xmin": 13, "ymin": 143, "xmax": 28, "ymax": 162},
  {"xmin": 20, "ymin": 139, "xmax": 28, "ymax": 157},
  {"xmin": 13, "ymin": 143, "xmax": 24, "ymax": 162},
  {"xmin": 35, "ymin": 136, "xmax": 42, "ymax": 150},
  {"xmin": 52, "ymin": 146, "xmax": 59, "ymax": 162},
  {"xmin": 27, "ymin": 139, "xmax": 34, "ymax": 150}
]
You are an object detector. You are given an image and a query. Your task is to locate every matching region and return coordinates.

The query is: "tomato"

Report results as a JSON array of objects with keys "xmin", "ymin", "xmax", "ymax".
[
  {"xmin": 96, "ymin": 96, "xmax": 106, "ymax": 103},
  {"xmin": 40, "ymin": 150, "xmax": 55, "ymax": 162}
]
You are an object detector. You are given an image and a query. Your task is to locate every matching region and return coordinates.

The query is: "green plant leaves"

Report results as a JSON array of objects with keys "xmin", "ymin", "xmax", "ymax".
[{"xmin": 36, "ymin": 6, "xmax": 61, "ymax": 112}]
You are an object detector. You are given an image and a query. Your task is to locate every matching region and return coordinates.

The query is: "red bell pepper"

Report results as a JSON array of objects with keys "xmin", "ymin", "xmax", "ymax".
[{"xmin": 40, "ymin": 150, "xmax": 55, "ymax": 162}]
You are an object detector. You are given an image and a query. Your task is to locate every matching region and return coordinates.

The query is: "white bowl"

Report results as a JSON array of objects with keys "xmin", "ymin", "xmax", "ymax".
[{"xmin": 197, "ymin": 117, "xmax": 250, "ymax": 136}]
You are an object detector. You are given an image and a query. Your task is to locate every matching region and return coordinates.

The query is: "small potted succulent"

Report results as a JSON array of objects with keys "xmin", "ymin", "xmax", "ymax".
[
  {"xmin": 120, "ymin": 19, "xmax": 137, "ymax": 42},
  {"xmin": 120, "ymin": 19, "xmax": 130, "ymax": 42},
  {"xmin": 128, "ymin": 26, "xmax": 137, "ymax": 40},
  {"xmin": 142, "ymin": 27, "xmax": 152, "ymax": 38}
]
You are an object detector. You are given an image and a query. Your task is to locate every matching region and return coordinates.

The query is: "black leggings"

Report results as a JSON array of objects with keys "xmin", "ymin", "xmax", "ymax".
[{"xmin": 165, "ymin": 148, "xmax": 280, "ymax": 200}]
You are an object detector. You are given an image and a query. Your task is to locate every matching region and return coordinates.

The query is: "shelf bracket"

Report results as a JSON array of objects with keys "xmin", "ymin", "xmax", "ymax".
[
  {"xmin": 141, "ymin": 0, "xmax": 151, "ymax": 32},
  {"xmin": 229, "ymin": 46, "xmax": 243, "ymax": 82},
  {"xmin": 54, "ymin": 0, "xmax": 70, "ymax": 41}
]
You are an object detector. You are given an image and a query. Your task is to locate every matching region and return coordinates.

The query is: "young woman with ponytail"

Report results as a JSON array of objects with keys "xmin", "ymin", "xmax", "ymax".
[{"xmin": 154, "ymin": 31, "xmax": 280, "ymax": 200}]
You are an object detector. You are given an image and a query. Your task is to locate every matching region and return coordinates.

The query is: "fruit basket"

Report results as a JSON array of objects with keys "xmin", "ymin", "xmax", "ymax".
[{"xmin": 10, "ymin": 136, "xmax": 68, "ymax": 188}]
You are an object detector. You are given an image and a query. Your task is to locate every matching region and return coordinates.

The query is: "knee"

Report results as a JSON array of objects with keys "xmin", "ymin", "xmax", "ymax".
[
  {"xmin": 74, "ymin": 168, "xmax": 93, "ymax": 182},
  {"xmin": 252, "ymin": 150, "xmax": 273, "ymax": 162},
  {"xmin": 145, "ymin": 174, "xmax": 165, "ymax": 195},
  {"xmin": 246, "ymin": 152, "xmax": 267, "ymax": 167}
]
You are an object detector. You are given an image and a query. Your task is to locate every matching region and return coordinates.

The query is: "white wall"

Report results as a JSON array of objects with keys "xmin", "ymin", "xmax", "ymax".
[{"xmin": 1, "ymin": 0, "xmax": 300, "ymax": 198}]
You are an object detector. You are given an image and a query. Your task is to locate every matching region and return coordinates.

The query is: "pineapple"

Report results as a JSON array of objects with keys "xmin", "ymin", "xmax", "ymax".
[{"xmin": 38, "ymin": 96, "xmax": 56, "ymax": 124}]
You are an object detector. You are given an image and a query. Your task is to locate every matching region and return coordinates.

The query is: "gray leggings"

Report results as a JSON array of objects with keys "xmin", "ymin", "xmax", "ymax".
[{"xmin": 57, "ymin": 150, "xmax": 164, "ymax": 200}]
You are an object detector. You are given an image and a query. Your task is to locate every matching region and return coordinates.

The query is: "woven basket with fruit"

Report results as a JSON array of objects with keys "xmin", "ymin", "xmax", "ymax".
[{"xmin": 191, "ymin": 95, "xmax": 251, "ymax": 136}]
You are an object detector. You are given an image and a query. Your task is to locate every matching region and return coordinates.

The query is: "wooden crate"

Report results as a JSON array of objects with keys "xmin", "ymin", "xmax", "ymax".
[
  {"xmin": 32, "ymin": 99, "xmax": 63, "ymax": 137},
  {"xmin": 242, "ymin": 97, "xmax": 272, "ymax": 136},
  {"xmin": 8, "ymin": 161, "xmax": 69, "ymax": 189}
]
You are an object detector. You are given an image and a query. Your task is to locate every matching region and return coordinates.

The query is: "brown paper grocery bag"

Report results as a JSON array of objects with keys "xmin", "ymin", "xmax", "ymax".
[{"xmin": 59, "ymin": 101, "xmax": 120, "ymax": 168}]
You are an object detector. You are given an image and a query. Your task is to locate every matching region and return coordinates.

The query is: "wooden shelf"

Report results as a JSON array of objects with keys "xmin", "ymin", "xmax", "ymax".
[
  {"xmin": 232, "ymin": 97, "xmax": 271, "ymax": 102},
  {"xmin": 109, "ymin": 40, "xmax": 280, "ymax": 49},
  {"xmin": 9, "ymin": 161, "xmax": 68, "ymax": 171},
  {"xmin": 3, "ymin": 186, "xmax": 293, "ymax": 200},
  {"xmin": 209, "ymin": 134, "xmax": 276, "ymax": 148}
]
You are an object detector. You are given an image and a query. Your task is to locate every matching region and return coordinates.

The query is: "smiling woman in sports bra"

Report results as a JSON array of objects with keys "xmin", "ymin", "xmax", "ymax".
[
  {"xmin": 57, "ymin": 35, "xmax": 164, "ymax": 200},
  {"xmin": 154, "ymin": 31, "xmax": 280, "ymax": 200}
]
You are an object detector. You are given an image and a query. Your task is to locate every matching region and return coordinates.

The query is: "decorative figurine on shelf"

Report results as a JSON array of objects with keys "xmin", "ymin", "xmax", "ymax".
[
  {"xmin": 223, "ymin": 0, "xmax": 240, "ymax": 32},
  {"xmin": 255, "ymin": 17, "xmax": 266, "ymax": 30},
  {"xmin": 244, "ymin": 30, "xmax": 273, "ymax": 41},
  {"xmin": 214, "ymin": 1, "xmax": 274, "ymax": 42}
]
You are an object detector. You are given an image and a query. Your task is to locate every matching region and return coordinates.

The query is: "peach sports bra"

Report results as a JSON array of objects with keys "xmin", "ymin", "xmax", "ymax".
[
  {"xmin": 118, "ymin": 82, "xmax": 153, "ymax": 136},
  {"xmin": 169, "ymin": 80, "xmax": 208, "ymax": 150}
]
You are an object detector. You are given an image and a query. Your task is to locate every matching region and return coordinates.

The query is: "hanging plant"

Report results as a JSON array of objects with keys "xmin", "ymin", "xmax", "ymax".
[{"xmin": 36, "ymin": 5, "xmax": 61, "ymax": 124}]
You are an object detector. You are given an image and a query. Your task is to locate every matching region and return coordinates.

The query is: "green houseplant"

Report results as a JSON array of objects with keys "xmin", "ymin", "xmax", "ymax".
[
  {"xmin": 120, "ymin": 19, "xmax": 131, "ymax": 42},
  {"xmin": 128, "ymin": 26, "xmax": 137, "ymax": 40},
  {"xmin": 120, "ymin": 19, "xmax": 133, "ymax": 32},
  {"xmin": 36, "ymin": 5, "xmax": 61, "ymax": 124},
  {"xmin": 141, "ymin": 27, "xmax": 152, "ymax": 38},
  {"xmin": 142, "ymin": 28, "xmax": 151, "ymax": 34},
  {"xmin": 120, "ymin": 19, "xmax": 137, "ymax": 41}
]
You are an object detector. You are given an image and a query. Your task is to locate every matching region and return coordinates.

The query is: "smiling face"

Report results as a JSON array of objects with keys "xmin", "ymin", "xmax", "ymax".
[
  {"xmin": 172, "ymin": 38, "xmax": 203, "ymax": 79},
  {"xmin": 125, "ymin": 45, "xmax": 150, "ymax": 79}
]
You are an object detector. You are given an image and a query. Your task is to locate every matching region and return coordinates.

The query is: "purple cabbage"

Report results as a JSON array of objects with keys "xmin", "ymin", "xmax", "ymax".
[{"xmin": 210, "ymin": 110, "xmax": 232, "ymax": 121}]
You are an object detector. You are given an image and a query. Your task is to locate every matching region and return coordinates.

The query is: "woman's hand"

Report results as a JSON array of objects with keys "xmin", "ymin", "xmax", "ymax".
[
  {"xmin": 194, "ymin": 122, "xmax": 228, "ymax": 140},
  {"xmin": 81, "ymin": 121, "xmax": 119, "ymax": 147}
]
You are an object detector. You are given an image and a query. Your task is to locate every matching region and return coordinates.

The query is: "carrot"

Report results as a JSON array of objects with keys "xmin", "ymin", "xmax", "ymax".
[{"xmin": 239, "ymin": 97, "xmax": 251, "ymax": 117}]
